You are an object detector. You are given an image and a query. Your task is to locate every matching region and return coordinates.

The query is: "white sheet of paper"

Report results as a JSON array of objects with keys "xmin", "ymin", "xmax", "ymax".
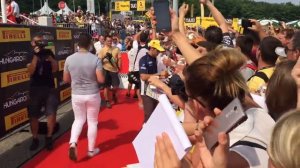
[{"xmin": 132, "ymin": 94, "xmax": 192, "ymax": 168}]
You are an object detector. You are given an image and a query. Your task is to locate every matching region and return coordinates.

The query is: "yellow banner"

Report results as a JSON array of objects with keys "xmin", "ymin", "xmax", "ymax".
[
  {"xmin": 56, "ymin": 30, "xmax": 72, "ymax": 40},
  {"xmin": 137, "ymin": 0, "xmax": 145, "ymax": 11},
  {"xmin": 0, "ymin": 27, "xmax": 31, "ymax": 43},
  {"xmin": 200, "ymin": 17, "xmax": 219, "ymax": 29},
  {"xmin": 58, "ymin": 60, "xmax": 65, "ymax": 71},
  {"xmin": 60, "ymin": 87, "xmax": 71, "ymax": 101},
  {"xmin": 1, "ymin": 68, "xmax": 30, "ymax": 88},
  {"xmin": 5, "ymin": 108, "xmax": 29, "ymax": 130},
  {"xmin": 115, "ymin": 1, "xmax": 130, "ymax": 11}
]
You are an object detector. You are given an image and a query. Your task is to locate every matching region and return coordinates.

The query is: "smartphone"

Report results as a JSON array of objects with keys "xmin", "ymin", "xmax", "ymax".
[
  {"xmin": 241, "ymin": 19, "xmax": 253, "ymax": 35},
  {"xmin": 203, "ymin": 98, "xmax": 247, "ymax": 150},
  {"xmin": 153, "ymin": 0, "xmax": 171, "ymax": 32},
  {"xmin": 241, "ymin": 19, "xmax": 253, "ymax": 29}
]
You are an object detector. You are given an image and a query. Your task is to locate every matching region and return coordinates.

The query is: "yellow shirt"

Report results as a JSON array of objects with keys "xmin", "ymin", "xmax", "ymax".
[
  {"xmin": 247, "ymin": 67, "xmax": 274, "ymax": 93},
  {"xmin": 98, "ymin": 46, "xmax": 121, "ymax": 72}
]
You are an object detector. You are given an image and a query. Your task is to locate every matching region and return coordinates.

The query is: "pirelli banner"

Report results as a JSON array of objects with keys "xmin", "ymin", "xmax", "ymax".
[{"xmin": 0, "ymin": 24, "xmax": 86, "ymax": 138}]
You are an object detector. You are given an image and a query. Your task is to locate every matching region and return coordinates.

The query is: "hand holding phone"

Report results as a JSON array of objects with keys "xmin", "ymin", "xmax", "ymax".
[
  {"xmin": 153, "ymin": 0, "xmax": 171, "ymax": 32},
  {"xmin": 203, "ymin": 98, "xmax": 247, "ymax": 150}
]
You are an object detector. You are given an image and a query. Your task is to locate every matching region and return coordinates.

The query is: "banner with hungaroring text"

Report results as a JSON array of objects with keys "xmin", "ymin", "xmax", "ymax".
[
  {"xmin": 0, "ymin": 24, "xmax": 87, "ymax": 138},
  {"xmin": 0, "ymin": 43, "xmax": 32, "ymax": 73}
]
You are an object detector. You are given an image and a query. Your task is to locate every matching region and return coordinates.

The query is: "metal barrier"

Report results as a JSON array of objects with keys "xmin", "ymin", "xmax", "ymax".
[
  {"xmin": 19, "ymin": 14, "xmax": 39, "ymax": 25},
  {"xmin": 56, "ymin": 23, "xmax": 103, "ymax": 36}
]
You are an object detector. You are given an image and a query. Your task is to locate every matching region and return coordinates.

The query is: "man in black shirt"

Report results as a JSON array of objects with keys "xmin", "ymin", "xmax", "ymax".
[{"xmin": 27, "ymin": 35, "xmax": 58, "ymax": 151}]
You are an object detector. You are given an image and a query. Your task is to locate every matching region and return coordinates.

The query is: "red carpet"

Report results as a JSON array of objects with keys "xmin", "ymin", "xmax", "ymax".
[{"xmin": 22, "ymin": 91, "xmax": 144, "ymax": 168}]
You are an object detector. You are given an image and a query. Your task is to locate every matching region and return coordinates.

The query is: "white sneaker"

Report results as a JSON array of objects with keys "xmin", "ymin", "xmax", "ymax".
[{"xmin": 87, "ymin": 148, "xmax": 100, "ymax": 157}]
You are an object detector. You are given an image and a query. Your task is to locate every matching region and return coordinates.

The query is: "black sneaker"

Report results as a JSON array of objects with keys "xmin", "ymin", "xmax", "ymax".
[
  {"xmin": 30, "ymin": 138, "xmax": 39, "ymax": 151},
  {"xmin": 106, "ymin": 101, "xmax": 112, "ymax": 108},
  {"xmin": 69, "ymin": 145, "xmax": 77, "ymax": 161},
  {"xmin": 45, "ymin": 136, "xmax": 53, "ymax": 151},
  {"xmin": 133, "ymin": 94, "xmax": 138, "ymax": 99}
]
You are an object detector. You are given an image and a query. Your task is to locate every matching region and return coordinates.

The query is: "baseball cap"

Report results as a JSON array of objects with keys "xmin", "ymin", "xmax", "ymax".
[
  {"xmin": 275, "ymin": 47, "xmax": 287, "ymax": 57},
  {"xmin": 148, "ymin": 40, "xmax": 165, "ymax": 52}
]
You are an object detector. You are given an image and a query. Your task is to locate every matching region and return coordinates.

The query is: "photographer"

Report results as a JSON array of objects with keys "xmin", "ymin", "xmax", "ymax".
[
  {"xmin": 98, "ymin": 36, "xmax": 121, "ymax": 108},
  {"xmin": 27, "ymin": 34, "xmax": 58, "ymax": 151}
]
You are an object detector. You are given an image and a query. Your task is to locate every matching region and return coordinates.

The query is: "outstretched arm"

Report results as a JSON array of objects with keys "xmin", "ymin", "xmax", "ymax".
[
  {"xmin": 200, "ymin": 0, "xmax": 228, "ymax": 33},
  {"xmin": 179, "ymin": 3, "xmax": 189, "ymax": 34}
]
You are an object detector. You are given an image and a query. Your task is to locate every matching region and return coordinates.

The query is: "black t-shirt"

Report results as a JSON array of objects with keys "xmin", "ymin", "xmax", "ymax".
[{"xmin": 30, "ymin": 49, "xmax": 55, "ymax": 88}]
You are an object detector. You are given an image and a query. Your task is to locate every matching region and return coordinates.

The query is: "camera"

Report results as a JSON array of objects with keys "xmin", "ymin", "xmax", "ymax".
[
  {"xmin": 103, "ymin": 52, "xmax": 113, "ymax": 61},
  {"xmin": 35, "ymin": 40, "xmax": 48, "ymax": 48}
]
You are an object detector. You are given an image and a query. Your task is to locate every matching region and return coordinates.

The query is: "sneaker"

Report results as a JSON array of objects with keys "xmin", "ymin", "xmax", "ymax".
[
  {"xmin": 133, "ymin": 94, "xmax": 138, "ymax": 99},
  {"xmin": 69, "ymin": 144, "xmax": 77, "ymax": 161},
  {"xmin": 45, "ymin": 136, "xmax": 53, "ymax": 151},
  {"xmin": 29, "ymin": 138, "xmax": 39, "ymax": 151},
  {"xmin": 87, "ymin": 148, "xmax": 100, "ymax": 157},
  {"xmin": 106, "ymin": 101, "xmax": 112, "ymax": 108},
  {"xmin": 126, "ymin": 93, "xmax": 130, "ymax": 97}
]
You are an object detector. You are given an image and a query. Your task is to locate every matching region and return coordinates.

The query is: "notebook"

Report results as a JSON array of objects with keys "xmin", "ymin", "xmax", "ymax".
[{"xmin": 132, "ymin": 94, "xmax": 192, "ymax": 168}]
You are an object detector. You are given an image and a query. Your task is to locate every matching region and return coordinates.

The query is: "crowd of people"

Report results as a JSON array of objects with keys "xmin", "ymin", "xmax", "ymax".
[{"xmin": 21, "ymin": 0, "xmax": 300, "ymax": 167}]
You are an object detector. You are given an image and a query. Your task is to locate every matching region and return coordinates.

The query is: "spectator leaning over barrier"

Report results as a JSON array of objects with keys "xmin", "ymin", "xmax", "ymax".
[
  {"xmin": 98, "ymin": 36, "xmax": 121, "ymax": 108},
  {"xmin": 27, "ymin": 34, "xmax": 59, "ymax": 151},
  {"xmin": 63, "ymin": 33, "xmax": 105, "ymax": 161}
]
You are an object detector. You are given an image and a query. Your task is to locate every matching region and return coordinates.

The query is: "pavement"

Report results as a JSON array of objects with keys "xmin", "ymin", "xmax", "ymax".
[{"xmin": 0, "ymin": 101, "xmax": 74, "ymax": 168}]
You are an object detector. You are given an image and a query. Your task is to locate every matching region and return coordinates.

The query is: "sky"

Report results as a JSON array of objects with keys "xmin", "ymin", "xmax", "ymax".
[{"xmin": 254, "ymin": 0, "xmax": 299, "ymax": 5}]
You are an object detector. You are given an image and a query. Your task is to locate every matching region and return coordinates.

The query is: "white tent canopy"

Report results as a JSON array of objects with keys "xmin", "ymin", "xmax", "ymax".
[
  {"xmin": 56, "ymin": 3, "xmax": 74, "ymax": 15},
  {"xmin": 33, "ymin": 1, "xmax": 55, "ymax": 15}
]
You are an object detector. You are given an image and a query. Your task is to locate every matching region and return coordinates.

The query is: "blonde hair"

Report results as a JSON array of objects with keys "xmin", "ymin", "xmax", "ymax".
[
  {"xmin": 184, "ymin": 47, "xmax": 247, "ymax": 110},
  {"xmin": 269, "ymin": 110, "xmax": 300, "ymax": 168}
]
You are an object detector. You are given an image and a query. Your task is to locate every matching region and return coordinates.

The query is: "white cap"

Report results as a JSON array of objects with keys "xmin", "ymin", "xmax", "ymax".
[{"xmin": 275, "ymin": 47, "xmax": 287, "ymax": 57}]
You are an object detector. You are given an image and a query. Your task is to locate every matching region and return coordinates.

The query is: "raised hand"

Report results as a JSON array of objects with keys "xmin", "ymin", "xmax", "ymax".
[
  {"xmin": 191, "ymin": 108, "xmax": 229, "ymax": 168},
  {"xmin": 154, "ymin": 133, "xmax": 181, "ymax": 168},
  {"xmin": 248, "ymin": 19, "xmax": 263, "ymax": 32},
  {"xmin": 179, "ymin": 3, "xmax": 189, "ymax": 18}
]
